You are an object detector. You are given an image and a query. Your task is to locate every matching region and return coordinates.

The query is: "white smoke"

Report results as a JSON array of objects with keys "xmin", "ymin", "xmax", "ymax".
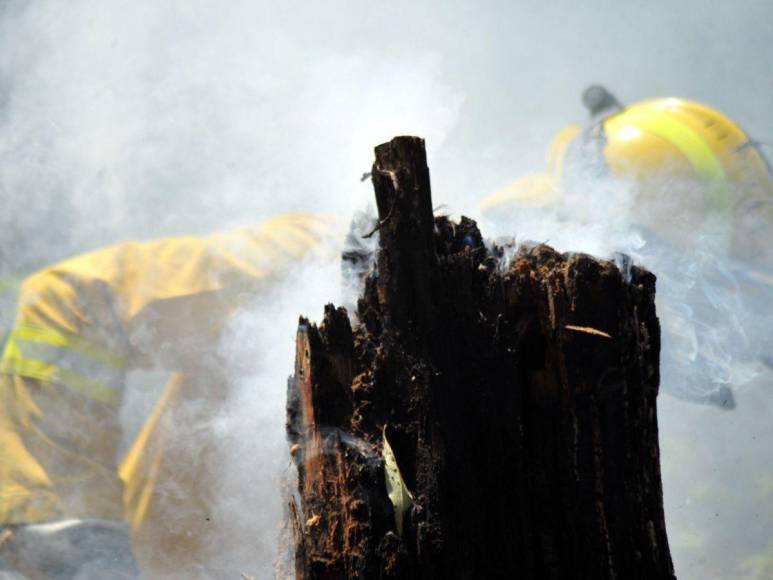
[
  {"xmin": 1, "ymin": 0, "xmax": 773, "ymax": 578},
  {"xmin": 207, "ymin": 256, "xmax": 345, "ymax": 579}
]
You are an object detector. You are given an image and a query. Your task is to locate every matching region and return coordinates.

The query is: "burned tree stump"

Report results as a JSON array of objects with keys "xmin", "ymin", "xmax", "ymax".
[{"xmin": 286, "ymin": 136, "xmax": 674, "ymax": 579}]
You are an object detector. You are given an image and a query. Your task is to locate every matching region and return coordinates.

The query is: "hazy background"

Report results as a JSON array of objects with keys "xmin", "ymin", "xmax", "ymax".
[{"xmin": 1, "ymin": 0, "xmax": 772, "ymax": 578}]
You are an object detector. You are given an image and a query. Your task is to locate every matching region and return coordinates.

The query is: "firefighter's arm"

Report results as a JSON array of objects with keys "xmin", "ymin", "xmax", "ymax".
[
  {"xmin": 3, "ymin": 213, "xmax": 339, "ymax": 378},
  {"xmin": 112, "ymin": 213, "xmax": 340, "ymax": 372}
]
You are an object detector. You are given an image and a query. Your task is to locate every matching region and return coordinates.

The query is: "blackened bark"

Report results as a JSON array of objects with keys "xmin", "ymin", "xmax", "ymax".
[{"xmin": 286, "ymin": 136, "xmax": 674, "ymax": 579}]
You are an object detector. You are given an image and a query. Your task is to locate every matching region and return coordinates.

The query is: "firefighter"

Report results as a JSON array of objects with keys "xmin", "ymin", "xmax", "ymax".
[
  {"xmin": 481, "ymin": 86, "xmax": 773, "ymax": 408},
  {"xmin": 0, "ymin": 213, "xmax": 342, "ymax": 578}
]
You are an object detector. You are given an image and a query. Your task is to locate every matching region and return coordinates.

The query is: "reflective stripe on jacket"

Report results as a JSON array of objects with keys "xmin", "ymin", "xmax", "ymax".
[{"xmin": 1, "ymin": 324, "xmax": 127, "ymax": 406}]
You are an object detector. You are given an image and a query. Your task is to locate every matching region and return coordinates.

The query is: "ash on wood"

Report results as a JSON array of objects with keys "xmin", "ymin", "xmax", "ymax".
[{"xmin": 286, "ymin": 136, "xmax": 674, "ymax": 579}]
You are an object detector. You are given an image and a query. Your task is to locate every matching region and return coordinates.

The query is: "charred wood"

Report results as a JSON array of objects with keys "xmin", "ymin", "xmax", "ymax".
[{"xmin": 286, "ymin": 136, "xmax": 674, "ymax": 580}]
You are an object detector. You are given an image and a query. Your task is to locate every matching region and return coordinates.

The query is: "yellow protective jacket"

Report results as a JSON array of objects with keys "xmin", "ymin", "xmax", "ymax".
[{"xmin": 0, "ymin": 213, "xmax": 339, "ymax": 536}]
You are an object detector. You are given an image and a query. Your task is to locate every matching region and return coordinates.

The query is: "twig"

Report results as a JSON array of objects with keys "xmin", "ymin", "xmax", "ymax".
[
  {"xmin": 565, "ymin": 325, "xmax": 612, "ymax": 338},
  {"xmin": 363, "ymin": 198, "xmax": 397, "ymax": 239}
]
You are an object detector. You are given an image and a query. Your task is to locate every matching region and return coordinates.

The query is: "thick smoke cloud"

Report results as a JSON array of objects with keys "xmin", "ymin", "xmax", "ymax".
[{"xmin": 1, "ymin": 1, "xmax": 772, "ymax": 578}]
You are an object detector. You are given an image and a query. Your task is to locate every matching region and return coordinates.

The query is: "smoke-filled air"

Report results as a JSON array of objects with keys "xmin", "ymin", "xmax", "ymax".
[{"xmin": 0, "ymin": 0, "xmax": 772, "ymax": 578}]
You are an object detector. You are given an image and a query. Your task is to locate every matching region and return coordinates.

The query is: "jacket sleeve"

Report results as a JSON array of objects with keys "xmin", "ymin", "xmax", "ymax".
[{"xmin": 30, "ymin": 212, "xmax": 341, "ymax": 374}]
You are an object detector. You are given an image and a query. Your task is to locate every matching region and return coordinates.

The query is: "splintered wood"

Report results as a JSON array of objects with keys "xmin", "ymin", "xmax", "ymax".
[{"xmin": 285, "ymin": 136, "xmax": 674, "ymax": 580}]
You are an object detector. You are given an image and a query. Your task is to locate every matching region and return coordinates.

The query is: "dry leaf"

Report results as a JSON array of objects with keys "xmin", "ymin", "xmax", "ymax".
[{"xmin": 383, "ymin": 424, "xmax": 413, "ymax": 534}]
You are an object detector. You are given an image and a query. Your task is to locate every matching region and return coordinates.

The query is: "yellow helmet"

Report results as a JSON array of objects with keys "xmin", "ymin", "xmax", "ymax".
[
  {"xmin": 599, "ymin": 97, "xmax": 773, "ymax": 253},
  {"xmin": 482, "ymin": 88, "xmax": 773, "ymax": 259}
]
